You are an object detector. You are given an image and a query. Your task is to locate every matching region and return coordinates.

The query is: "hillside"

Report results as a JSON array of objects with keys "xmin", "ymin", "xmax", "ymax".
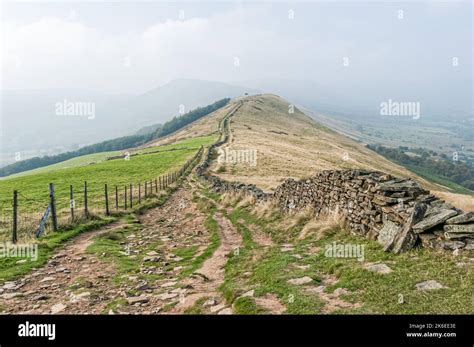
[
  {"xmin": 206, "ymin": 95, "xmax": 472, "ymax": 205},
  {"xmin": 0, "ymin": 94, "xmax": 473, "ymax": 317}
]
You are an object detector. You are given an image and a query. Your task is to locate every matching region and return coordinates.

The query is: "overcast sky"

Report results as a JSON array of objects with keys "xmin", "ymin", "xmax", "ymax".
[{"xmin": 1, "ymin": 0, "xmax": 472, "ymax": 109}]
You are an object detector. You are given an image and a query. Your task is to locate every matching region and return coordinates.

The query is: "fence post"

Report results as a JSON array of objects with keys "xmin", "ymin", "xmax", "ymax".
[
  {"xmin": 49, "ymin": 183, "xmax": 58, "ymax": 231},
  {"xmin": 139, "ymin": 183, "xmax": 141, "ymax": 204},
  {"xmin": 105, "ymin": 184, "xmax": 109, "ymax": 216},
  {"xmin": 155, "ymin": 178, "xmax": 158, "ymax": 193},
  {"xmin": 124, "ymin": 186, "xmax": 127, "ymax": 209},
  {"xmin": 115, "ymin": 186, "xmax": 118, "ymax": 210},
  {"xmin": 130, "ymin": 184, "xmax": 133, "ymax": 208},
  {"xmin": 145, "ymin": 181, "xmax": 148, "ymax": 197},
  {"xmin": 12, "ymin": 190, "xmax": 17, "ymax": 244},
  {"xmin": 159, "ymin": 176, "xmax": 162, "ymax": 190},
  {"xmin": 84, "ymin": 181, "xmax": 88, "ymax": 217},
  {"xmin": 70, "ymin": 184, "xmax": 75, "ymax": 221}
]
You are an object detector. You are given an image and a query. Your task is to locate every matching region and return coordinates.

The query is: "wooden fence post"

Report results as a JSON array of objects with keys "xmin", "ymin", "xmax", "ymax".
[
  {"xmin": 70, "ymin": 185, "xmax": 75, "ymax": 220},
  {"xmin": 145, "ymin": 181, "xmax": 148, "ymax": 197},
  {"xmin": 115, "ymin": 186, "xmax": 118, "ymax": 210},
  {"xmin": 49, "ymin": 183, "xmax": 58, "ymax": 231},
  {"xmin": 159, "ymin": 176, "xmax": 162, "ymax": 190},
  {"xmin": 139, "ymin": 183, "xmax": 141, "ymax": 204},
  {"xmin": 12, "ymin": 190, "xmax": 17, "ymax": 244},
  {"xmin": 124, "ymin": 186, "xmax": 127, "ymax": 209},
  {"xmin": 105, "ymin": 184, "xmax": 109, "ymax": 216},
  {"xmin": 130, "ymin": 184, "xmax": 133, "ymax": 208},
  {"xmin": 155, "ymin": 178, "xmax": 158, "ymax": 193},
  {"xmin": 84, "ymin": 181, "xmax": 89, "ymax": 217}
]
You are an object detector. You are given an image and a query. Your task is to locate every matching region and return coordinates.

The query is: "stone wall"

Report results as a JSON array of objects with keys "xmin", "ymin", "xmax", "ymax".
[
  {"xmin": 273, "ymin": 170, "xmax": 473, "ymax": 253},
  {"xmin": 195, "ymin": 101, "xmax": 473, "ymax": 254},
  {"xmin": 195, "ymin": 102, "xmax": 268, "ymax": 200}
]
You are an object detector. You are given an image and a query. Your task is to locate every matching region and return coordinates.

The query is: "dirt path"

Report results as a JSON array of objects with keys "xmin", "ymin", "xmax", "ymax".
[
  {"xmin": 0, "ymin": 221, "xmax": 126, "ymax": 314},
  {"xmin": 172, "ymin": 211, "xmax": 242, "ymax": 313},
  {"xmin": 0, "ymin": 178, "xmax": 242, "ymax": 315}
]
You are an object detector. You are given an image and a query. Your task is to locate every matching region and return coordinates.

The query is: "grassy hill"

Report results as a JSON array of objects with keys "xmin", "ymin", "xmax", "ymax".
[{"xmin": 205, "ymin": 94, "xmax": 473, "ymax": 209}]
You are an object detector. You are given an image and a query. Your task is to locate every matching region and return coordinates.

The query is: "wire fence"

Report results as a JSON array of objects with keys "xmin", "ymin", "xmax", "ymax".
[{"xmin": 0, "ymin": 146, "xmax": 204, "ymax": 243}]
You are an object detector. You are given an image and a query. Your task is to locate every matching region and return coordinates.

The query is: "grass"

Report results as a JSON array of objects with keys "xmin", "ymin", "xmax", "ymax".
[
  {"xmin": 0, "ymin": 136, "xmax": 215, "ymax": 211},
  {"xmin": 0, "ymin": 135, "xmax": 214, "ymax": 242},
  {"xmin": 219, "ymin": 196, "xmax": 474, "ymax": 314},
  {"xmin": 2, "ymin": 151, "xmax": 121, "ymax": 179},
  {"xmin": 0, "ymin": 217, "xmax": 115, "ymax": 283},
  {"xmin": 86, "ymin": 215, "xmax": 149, "ymax": 280}
]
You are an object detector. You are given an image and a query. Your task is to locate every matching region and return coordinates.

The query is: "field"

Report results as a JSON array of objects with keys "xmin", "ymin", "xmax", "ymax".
[{"xmin": 0, "ymin": 135, "xmax": 217, "ymax": 241}]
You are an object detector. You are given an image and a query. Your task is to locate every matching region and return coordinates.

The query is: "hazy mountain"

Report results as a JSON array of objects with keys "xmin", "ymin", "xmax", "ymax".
[{"xmin": 0, "ymin": 79, "xmax": 257, "ymax": 167}]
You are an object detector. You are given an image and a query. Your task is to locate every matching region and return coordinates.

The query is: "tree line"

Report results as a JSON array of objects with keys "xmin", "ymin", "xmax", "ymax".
[
  {"xmin": 368, "ymin": 144, "xmax": 474, "ymax": 191},
  {"xmin": 0, "ymin": 98, "xmax": 230, "ymax": 177}
]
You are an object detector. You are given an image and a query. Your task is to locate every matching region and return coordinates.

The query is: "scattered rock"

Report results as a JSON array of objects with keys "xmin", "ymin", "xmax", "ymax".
[
  {"xmin": 217, "ymin": 308, "xmax": 233, "ymax": 315},
  {"xmin": 51, "ymin": 303, "xmax": 67, "ymax": 314},
  {"xmin": 156, "ymin": 293, "xmax": 178, "ymax": 301},
  {"xmin": 126, "ymin": 296, "xmax": 149, "ymax": 305},
  {"xmin": 241, "ymin": 290, "xmax": 255, "ymax": 298},
  {"xmin": 210, "ymin": 304, "xmax": 226, "ymax": 313},
  {"xmin": 2, "ymin": 293, "xmax": 20, "ymax": 300},
  {"xmin": 287, "ymin": 276, "xmax": 313, "ymax": 285},
  {"xmin": 364, "ymin": 263, "xmax": 393, "ymax": 274},
  {"xmin": 415, "ymin": 280, "xmax": 446, "ymax": 291}
]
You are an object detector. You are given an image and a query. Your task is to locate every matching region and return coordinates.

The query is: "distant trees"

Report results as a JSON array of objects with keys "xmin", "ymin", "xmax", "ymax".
[
  {"xmin": 368, "ymin": 144, "xmax": 474, "ymax": 191},
  {"xmin": 0, "ymin": 98, "xmax": 230, "ymax": 177}
]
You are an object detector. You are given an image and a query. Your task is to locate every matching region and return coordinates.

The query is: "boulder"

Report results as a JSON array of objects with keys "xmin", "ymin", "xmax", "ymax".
[
  {"xmin": 443, "ymin": 224, "xmax": 474, "ymax": 234},
  {"xmin": 412, "ymin": 209, "xmax": 458, "ymax": 233},
  {"xmin": 377, "ymin": 220, "xmax": 401, "ymax": 249},
  {"xmin": 392, "ymin": 203, "xmax": 427, "ymax": 253},
  {"xmin": 446, "ymin": 212, "xmax": 474, "ymax": 225}
]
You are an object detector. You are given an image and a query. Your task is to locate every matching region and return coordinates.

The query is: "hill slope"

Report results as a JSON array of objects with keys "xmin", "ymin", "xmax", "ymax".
[{"xmin": 198, "ymin": 94, "xmax": 472, "ymax": 209}]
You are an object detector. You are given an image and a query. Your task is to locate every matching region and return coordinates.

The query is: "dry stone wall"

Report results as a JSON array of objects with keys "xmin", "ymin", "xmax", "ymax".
[
  {"xmin": 196, "ymin": 101, "xmax": 473, "ymax": 254},
  {"xmin": 273, "ymin": 170, "xmax": 474, "ymax": 253}
]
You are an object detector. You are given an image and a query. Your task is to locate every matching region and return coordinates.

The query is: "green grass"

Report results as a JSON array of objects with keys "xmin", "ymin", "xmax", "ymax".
[
  {"xmin": 2, "ymin": 151, "xmax": 121, "ymax": 179},
  {"xmin": 0, "ymin": 135, "xmax": 214, "ymax": 242},
  {"xmin": 220, "ymin": 199, "xmax": 474, "ymax": 314},
  {"xmin": 0, "ymin": 136, "xmax": 215, "ymax": 210}
]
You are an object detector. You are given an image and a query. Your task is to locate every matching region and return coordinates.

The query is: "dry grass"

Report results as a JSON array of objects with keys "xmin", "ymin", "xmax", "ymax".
[
  {"xmin": 235, "ymin": 195, "xmax": 256, "ymax": 209},
  {"xmin": 251, "ymin": 199, "xmax": 280, "ymax": 221},
  {"xmin": 220, "ymin": 192, "xmax": 243, "ymax": 207},
  {"xmin": 433, "ymin": 191, "xmax": 474, "ymax": 212},
  {"xmin": 209, "ymin": 94, "xmax": 454, "ymax": 194},
  {"xmin": 280, "ymin": 206, "xmax": 315, "ymax": 231},
  {"xmin": 298, "ymin": 207, "xmax": 346, "ymax": 240}
]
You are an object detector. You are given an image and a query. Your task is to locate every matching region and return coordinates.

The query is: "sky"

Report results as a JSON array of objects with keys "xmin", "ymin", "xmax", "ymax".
[{"xmin": 1, "ymin": 1, "xmax": 471, "ymax": 97}]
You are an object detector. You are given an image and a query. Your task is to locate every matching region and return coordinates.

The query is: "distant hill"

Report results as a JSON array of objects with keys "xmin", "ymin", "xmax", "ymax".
[
  {"xmin": 0, "ymin": 79, "xmax": 257, "ymax": 167},
  {"xmin": 0, "ymin": 98, "xmax": 230, "ymax": 177}
]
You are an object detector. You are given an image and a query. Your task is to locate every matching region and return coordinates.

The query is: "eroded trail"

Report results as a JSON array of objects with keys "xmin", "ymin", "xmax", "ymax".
[
  {"xmin": 0, "ymin": 222, "xmax": 126, "ymax": 314},
  {"xmin": 172, "ymin": 211, "xmax": 242, "ymax": 313},
  {"xmin": 0, "ymin": 178, "xmax": 242, "ymax": 315}
]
